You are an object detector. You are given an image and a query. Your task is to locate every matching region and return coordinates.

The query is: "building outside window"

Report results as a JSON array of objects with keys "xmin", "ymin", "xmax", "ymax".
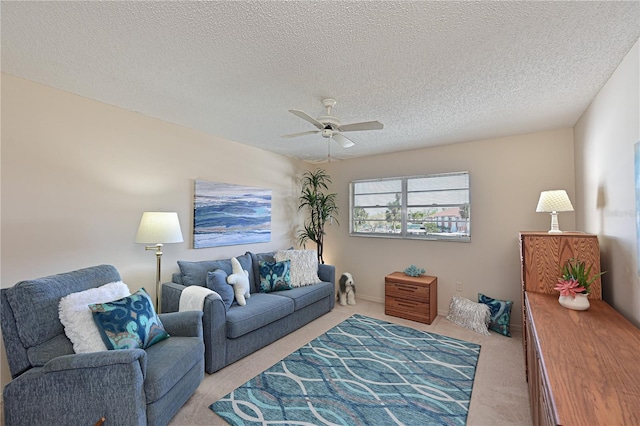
[{"xmin": 350, "ymin": 171, "xmax": 470, "ymax": 242}]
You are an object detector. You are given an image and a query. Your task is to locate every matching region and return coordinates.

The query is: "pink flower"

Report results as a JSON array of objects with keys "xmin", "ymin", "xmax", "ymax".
[{"xmin": 554, "ymin": 278, "xmax": 586, "ymax": 298}]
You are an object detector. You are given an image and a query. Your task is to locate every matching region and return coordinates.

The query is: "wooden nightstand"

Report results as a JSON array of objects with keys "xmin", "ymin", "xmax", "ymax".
[{"xmin": 385, "ymin": 272, "xmax": 437, "ymax": 324}]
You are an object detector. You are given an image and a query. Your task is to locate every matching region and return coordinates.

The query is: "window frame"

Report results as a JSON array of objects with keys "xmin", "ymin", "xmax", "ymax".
[{"xmin": 349, "ymin": 171, "xmax": 471, "ymax": 242}]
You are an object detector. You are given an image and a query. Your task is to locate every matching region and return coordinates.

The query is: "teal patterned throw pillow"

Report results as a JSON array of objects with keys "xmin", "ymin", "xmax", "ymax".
[
  {"xmin": 90, "ymin": 288, "xmax": 169, "ymax": 350},
  {"xmin": 478, "ymin": 293, "xmax": 513, "ymax": 337},
  {"xmin": 259, "ymin": 260, "xmax": 293, "ymax": 293}
]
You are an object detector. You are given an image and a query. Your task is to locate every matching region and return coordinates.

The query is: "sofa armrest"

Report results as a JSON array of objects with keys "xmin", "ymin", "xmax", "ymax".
[
  {"xmin": 161, "ymin": 281, "xmax": 186, "ymax": 313},
  {"xmin": 202, "ymin": 295, "xmax": 228, "ymax": 374},
  {"xmin": 318, "ymin": 264, "xmax": 336, "ymax": 286},
  {"xmin": 5, "ymin": 352, "xmax": 147, "ymax": 425},
  {"xmin": 159, "ymin": 311, "xmax": 203, "ymax": 338}
]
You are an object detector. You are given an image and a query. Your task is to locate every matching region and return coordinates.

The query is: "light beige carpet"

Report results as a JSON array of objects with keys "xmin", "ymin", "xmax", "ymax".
[{"xmin": 169, "ymin": 299, "xmax": 532, "ymax": 426}]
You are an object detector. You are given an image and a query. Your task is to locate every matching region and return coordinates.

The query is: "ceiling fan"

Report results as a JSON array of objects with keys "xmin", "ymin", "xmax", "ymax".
[{"xmin": 282, "ymin": 98, "xmax": 383, "ymax": 148}]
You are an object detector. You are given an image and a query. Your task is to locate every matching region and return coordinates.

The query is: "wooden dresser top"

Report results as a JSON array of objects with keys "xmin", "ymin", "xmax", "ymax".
[{"xmin": 526, "ymin": 292, "xmax": 640, "ymax": 425}]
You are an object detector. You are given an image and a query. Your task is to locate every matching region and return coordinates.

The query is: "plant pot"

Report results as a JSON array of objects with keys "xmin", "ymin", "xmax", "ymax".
[{"xmin": 558, "ymin": 293, "xmax": 590, "ymax": 311}]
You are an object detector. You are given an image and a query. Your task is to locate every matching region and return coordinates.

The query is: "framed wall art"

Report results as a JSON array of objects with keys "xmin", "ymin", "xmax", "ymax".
[{"xmin": 193, "ymin": 180, "xmax": 271, "ymax": 249}]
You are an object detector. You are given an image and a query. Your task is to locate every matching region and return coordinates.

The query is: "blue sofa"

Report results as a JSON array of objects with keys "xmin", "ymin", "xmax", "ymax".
[
  {"xmin": 1, "ymin": 265, "xmax": 205, "ymax": 426},
  {"xmin": 162, "ymin": 251, "xmax": 335, "ymax": 374}
]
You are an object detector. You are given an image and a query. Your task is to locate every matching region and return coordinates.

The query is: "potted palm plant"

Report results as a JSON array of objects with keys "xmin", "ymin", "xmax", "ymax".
[{"xmin": 297, "ymin": 169, "xmax": 338, "ymax": 264}]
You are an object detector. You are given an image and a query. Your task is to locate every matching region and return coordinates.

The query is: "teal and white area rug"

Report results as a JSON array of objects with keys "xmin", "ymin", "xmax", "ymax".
[{"xmin": 210, "ymin": 314, "xmax": 481, "ymax": 425}]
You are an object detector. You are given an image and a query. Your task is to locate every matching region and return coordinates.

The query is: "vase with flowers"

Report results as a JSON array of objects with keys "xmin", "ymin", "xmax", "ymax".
[{"xmin": 554, "ymin": 258, "xmax": 605, "ymax": 311}]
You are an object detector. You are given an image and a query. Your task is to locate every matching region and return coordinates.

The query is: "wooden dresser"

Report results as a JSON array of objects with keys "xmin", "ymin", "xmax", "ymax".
[
  {"xmin": 384, "ymin": 272, "xmax": 437, "ymax": 324},
  {"xmin": 525, "ymin": 292, "xmax": 640, "ymax": 425},
  {"xmin": 519, "ymin": 232, "xmax": 601, "ymax": 377}
]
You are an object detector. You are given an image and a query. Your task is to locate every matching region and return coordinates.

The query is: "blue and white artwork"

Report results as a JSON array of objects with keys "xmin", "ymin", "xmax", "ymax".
[
  {"xmin": 194, "ymin": 180, "xmax": 271, "ymax": 249},
  {"xmin": 635, "ymin": 142, "xmax": 640, "ymax": 275}
]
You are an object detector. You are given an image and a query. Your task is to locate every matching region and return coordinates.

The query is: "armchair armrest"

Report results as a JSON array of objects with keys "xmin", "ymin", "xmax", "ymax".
[
  {"xmin": 4, "ymin": 351, "xmax": 148, "ymax": 425},
  {"xmin": 158, "ymin": 311, "xmax": 203, "ymax": 338},
  {"xmin": 44, "ymin": 349, "xmax": 146, "ymax": 375}
]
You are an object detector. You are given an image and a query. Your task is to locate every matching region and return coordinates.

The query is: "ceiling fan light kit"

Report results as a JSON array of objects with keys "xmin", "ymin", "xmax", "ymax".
[{"xmin": 283, "ymin": 98, "xmax": 384, "ymax": 150}]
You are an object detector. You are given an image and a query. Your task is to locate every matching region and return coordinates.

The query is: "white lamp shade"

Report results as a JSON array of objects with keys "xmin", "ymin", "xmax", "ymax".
[
  {"xmin": 135, "ymin": 212, "xmax": 184, "ymax": 244},
  {"xmin": 535, "ymin": 190, "xmax": 574, "ymax": 213}
]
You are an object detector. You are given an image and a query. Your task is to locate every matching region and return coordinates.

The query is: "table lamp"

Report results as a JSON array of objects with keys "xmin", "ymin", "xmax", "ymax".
[
  {"xmin": 536, "ymin": 190, "xmax": 574, "ymax": 233},
  {"xmin": 135, "ymin": 212, "xmax": 183, "ymax": 311}
]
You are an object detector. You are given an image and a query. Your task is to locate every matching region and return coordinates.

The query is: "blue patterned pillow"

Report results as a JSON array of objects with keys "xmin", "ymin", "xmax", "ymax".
[
  {"xmin": 478, "ymin": 293, "xmax": 513, "ymax": 337},
  {"xmin": 206, "ymin": 269, "xmax": 234, "ymax": 311},
  {"xmin": 89, "ymin": 288, "xmax": 169, "ymax": 350},
  {"xmin": 259, "ymin": 260, "xmax": 292, "ymax": 293}
]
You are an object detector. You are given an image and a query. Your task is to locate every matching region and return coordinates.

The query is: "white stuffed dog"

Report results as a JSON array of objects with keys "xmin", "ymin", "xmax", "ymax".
[
  {"xmin": 337, "ymin": 272, "xmax": 356, "ymax": 306},
  {"xmin": 227, "ymin": 257, "xmax": 250, "ymax": 306}
]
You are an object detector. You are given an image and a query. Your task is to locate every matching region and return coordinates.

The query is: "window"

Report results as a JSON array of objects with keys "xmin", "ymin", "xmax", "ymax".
[{"xmin": 349, "ymin": 172, "xmax": 470, "ymax": 242}]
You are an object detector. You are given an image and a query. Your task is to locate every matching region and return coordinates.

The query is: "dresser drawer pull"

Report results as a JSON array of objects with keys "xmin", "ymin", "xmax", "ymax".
[
  {"xmin": 397, "ymin": 302, "xmax": 418, "ymax": 309},
  {"xmin": 395, "ymin": 284, "xmax": 418, "ymax": 292}
]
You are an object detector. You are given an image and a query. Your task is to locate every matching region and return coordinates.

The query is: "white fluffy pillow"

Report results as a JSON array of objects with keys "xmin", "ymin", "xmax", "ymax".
[
  {"xmin": 59, "ymin": 281, "xmax": 130, "ymax": 353},
  {"xmin": 446, "ymin": 295, "xmax": 491, "ymax": 335},
  {"xmin": 275, "ymin": 250, "xmax": 319, "ymax": 287}
]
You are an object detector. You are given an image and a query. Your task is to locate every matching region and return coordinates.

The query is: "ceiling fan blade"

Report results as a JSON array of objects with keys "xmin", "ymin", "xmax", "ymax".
[
  {"xmin": 338, "ymin": 120, "xmax": 384, "ymax": 132},
  {"xmin": 281, "ymin": 130, "xmax": 320, "ymax": 138},
  {"xmin": 288, "ymin": 109, "xmax": 324, "ymax": 129},
  {"xmin": 332, "ymin": 132, "xmax": 355, "ymax": 148}
]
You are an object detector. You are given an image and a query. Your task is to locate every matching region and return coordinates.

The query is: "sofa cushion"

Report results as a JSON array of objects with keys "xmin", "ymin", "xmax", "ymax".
[
  {"xmin": 225, "ymin": 293, "xmax": 294, "ymax": 339},
  {"xmin": 248, "ymin": 251, "xmax": 276, "ymax": 292},
  {"xmin": 5, "ymin": 265, "xmax": 121, "ymax": 349},
  {"xmin": 275, "ymin": 250, "xmax": 320, "ymax": 287},
  {"xmin": 143, "ymin": 335, "xmax": 204, "ymax": 404},
  {"xmin": 206, "ymin": 269, "xmax": 234, "ymax": 310},
  {"xmin": 258, "ymin": 260, "xmax": 293, "ymax": 293},
  {"xmin": 178, "ymin": 253, "xmax": 253, "ymax": 288},
  {"xmin": 271, "ymin": 281, "xmax": 334, "ymax": 311},
  {"xmin": 90, "ymin": 288, "xmax": 170, "ymax": 350}
]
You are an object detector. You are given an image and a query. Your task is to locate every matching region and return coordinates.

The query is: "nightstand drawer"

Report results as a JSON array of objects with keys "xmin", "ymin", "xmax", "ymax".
[{"xmin": 385, "ymin": 281, "xmax": 430, "ymax": 301}]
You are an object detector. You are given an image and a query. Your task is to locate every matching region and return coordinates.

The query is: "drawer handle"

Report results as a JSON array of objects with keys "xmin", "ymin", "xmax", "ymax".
[{"xmin": 396, "ymin": 284, "xmax": 418, "ymax": 292}]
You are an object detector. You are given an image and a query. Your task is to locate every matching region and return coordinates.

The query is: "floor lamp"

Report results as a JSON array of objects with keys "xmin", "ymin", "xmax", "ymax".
[{"xmin": 135, "ymin": 212, "xmax": 184, "ymax": 312}]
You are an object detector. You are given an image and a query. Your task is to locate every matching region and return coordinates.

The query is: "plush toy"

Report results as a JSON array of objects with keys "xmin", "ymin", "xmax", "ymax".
[
  {"xmin": 227, "ymin": 257, "xmax": 250, "ymax": 306},
  {"xmin": 337, "ymin": 272, "xmax": 356, "ymax": 306}
]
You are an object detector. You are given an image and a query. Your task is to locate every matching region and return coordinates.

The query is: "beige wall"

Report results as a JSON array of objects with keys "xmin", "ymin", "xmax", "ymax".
[
  {"xmin": 0, "ymin": 73, "xmax": 307, "ymax": 388},
  {"xmin": 574, "ymin": 38, "xmax": 640, "ymax": 327},
  {"xmin": 323, "ymin": 128, "xmax": 576, "ymax": 325},
  {"xmin": 4, "ymin": 36, "xmax": 638, "ymax": 394}
]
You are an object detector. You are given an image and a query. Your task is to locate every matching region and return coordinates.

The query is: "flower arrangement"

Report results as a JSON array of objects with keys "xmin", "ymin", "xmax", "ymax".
[
  {"xmin": 404, "ymin": 265, "xmax": 425, "ymax": 277},
  {"xmin": 554, "ymin": 258, "xmax": 605, "ymax": 298}
]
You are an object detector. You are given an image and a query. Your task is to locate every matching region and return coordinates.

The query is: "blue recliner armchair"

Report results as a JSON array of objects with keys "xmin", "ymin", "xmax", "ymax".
[{"xmin": 1, "ymin": 265, "xmax": 205, "ymax": 426}]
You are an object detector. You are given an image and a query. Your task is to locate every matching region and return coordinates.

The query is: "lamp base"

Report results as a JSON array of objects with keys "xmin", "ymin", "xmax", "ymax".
[{"xmin": 548, "ymin": 211, "xmax": 562, "ymax": 233}]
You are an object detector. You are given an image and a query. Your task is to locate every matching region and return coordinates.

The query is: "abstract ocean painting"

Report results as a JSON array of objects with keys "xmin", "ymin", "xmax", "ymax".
[{"xmin": 194, "ymin": 180, "xmax": 271, "ymax": 249}]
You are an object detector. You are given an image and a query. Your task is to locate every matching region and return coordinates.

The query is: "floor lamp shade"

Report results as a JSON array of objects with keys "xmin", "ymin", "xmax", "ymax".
[
  {"xmin": 536, "ymin": 190, "xmax": 574, "ymax": 233},
  {"xmin": 135, "ymin": 212, "xmax": 184, "ymax": 244},
  {"xmin": 135, "ymin": 212, "xmax": 183, "ymax": 312}
]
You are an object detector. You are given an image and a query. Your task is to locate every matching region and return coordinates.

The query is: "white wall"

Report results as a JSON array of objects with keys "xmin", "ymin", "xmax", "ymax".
[
  {"xmin": 0, "ymin": 73, "xmax": 307, "ymax": 388},
  {"xmin": 323, "ymin": 128, "xmax": 576, "ymax": 326},
  {"xmin": 574, "ymin": 38, "xmax": 640, "ymax": 327}
]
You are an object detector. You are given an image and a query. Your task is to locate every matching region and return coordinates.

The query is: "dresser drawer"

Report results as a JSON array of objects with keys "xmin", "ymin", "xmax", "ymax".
[
  {"xmin": 385, "ymin": 297, "xmax": 430, "ymax": 323},
  {"xmin": 385, "ymin": 281, "xmax": 430, "ymax": 301}
]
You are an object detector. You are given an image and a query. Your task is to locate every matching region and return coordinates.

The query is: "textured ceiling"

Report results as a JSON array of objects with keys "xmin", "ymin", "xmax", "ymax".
[{"xmin": 2, "ymin": 1, "xmax": 639, "ymax": 162}]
